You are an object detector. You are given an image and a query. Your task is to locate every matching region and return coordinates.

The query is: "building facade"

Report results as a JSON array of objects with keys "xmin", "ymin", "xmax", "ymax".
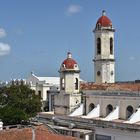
[
  {"xmin": 38, "ymin": 11, "xmax": 140, "ymax": 140},
  {"xmin": 26, "ymin": 72, "xmax": 60, "ymax": 111}
]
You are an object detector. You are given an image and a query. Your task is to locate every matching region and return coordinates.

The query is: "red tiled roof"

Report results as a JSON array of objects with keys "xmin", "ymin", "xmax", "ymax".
[
  {"xmin": 0, "ymin": 125, "xmax": 79, "ymax": 140},
  {"xmin": 61, "ymin": 52, "xmax": 78, "ymax": 70},
  {"xmin": 62, "ymin": 58, "xmax": 77, "ymax": 69},
  {"xmin": 80, "ymin": 82, "xmax": 140, "ymax": 91},
  {"xmin": 96, "ymin": 15, "xmax": 112, "ymax": 27}
]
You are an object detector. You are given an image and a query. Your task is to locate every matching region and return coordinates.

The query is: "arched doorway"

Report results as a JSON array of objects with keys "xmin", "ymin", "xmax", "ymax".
[
  {"xmin": 106, "ymin": 104, "xmax": 113, "ymax": 116},
  {"xmin": 89, "ymin": 103, "xmax": 95, "ymax": 112},
  {"xmin": 126, "ymin": 105, "xmax": 134, "ymax": 119}
]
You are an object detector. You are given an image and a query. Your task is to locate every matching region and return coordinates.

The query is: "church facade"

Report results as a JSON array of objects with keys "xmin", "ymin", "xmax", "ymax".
[{"xmin": 39, "ymin": 11, "xmax": 140, "ymax": 140}]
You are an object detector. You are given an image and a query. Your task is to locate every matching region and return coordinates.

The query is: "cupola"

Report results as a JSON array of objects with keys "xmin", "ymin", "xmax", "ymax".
[
  {"xmin": 60, "ymin": 52, "xmax": 80, "ymax": 72},
  {"xmin": 95, "ymin": 10, "xmax": 113, "ymax": 30}
]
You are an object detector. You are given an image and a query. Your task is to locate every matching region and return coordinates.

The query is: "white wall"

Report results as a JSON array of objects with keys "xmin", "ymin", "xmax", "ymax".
[
  {"xmin": 95, "ymin": 127, "xmax": 140, "ymax": 140},
  {"xmin": 86, "ymin": 94, "xmax": 140, "ymax": 119},
  {"xmin": 94, "ymin": 30, "xmax": 115, "ymax": 83}
]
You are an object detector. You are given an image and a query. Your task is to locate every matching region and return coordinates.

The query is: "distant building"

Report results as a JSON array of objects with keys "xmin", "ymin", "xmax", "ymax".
[
  {"xmin": 10, "ymin": 79, "xmax": 26, "ymax": 85},
  {"xmin": 26, "ymin": 72, "xmax": 60, "ymax": 111}
]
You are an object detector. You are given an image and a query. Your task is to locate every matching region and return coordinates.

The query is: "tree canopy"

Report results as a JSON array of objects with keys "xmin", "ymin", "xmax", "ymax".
[{"xmin": 0, "ymin": 85, "xmax": 41, "ymax": 125}]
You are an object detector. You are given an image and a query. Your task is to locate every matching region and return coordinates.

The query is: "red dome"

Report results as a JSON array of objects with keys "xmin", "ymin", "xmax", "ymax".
[
  {"xmin": 62, "ymin": 58, "xmax": 77, "ymax": 69},
  {"xmin": 61, "ymin": 52, "xmax": 77, "ymax": 69},
  {"xmin": 96, "ymin": 11, "xmax": 112, "ymax": 27}
]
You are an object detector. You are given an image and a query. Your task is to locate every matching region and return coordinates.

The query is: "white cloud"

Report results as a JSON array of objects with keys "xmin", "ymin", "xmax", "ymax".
[
  {"xmin": 0, "ymin": 43, "xmax": 11, "ymax": 56},
  {"xmin": 0, "ymin": 28, "xmax": 6, "ymax": 38},
  {"xmin": 65, "ymin": 4, "xmax": 82, "ymax": 15}
]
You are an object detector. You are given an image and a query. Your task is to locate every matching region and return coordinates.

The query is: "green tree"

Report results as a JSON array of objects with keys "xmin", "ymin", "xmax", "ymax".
[
  {"xmin": 0, "ymin": 106, "xmax": 28, "ymax": 125},
  {"xmin": 0, "ymin": 85, "xmax": 41, "ymax": 125}
]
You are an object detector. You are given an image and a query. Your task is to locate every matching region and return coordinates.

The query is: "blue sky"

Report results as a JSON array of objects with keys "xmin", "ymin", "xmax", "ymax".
[{"xmin": 0, "ymin": 0, "xmax": 140, "ymax": 82}]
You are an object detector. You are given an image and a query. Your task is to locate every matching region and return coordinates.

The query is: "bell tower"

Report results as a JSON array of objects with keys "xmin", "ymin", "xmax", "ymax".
[
  {"xmin": 93, "ymin": 10, "xmax": 115, "ymax": 83},
  {"xmin": 54, "ymin": 52, "xmax": 81, "ymax": 115},
  {"xmin": 59, "ymin": 52, "xmax": 80, "ymax": 93}
]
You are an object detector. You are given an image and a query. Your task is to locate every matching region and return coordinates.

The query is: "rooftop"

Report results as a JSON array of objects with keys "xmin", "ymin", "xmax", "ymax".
[
  {"xmin": 80, "ymin": 82, "xmax": 140, "ymax": 92},
  {"xmin": 39, "ymin": 113, "xmax": 140, "ymax": 132},
  {"xmin": 96, "ymin": 10, "xmax": 112, "ymax": 28},
  {"xmin": 0, "ymin": 125, "xmax": 78, "ymax": 140}
]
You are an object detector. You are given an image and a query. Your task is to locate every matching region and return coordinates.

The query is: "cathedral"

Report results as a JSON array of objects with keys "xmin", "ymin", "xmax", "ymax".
[{"xmin": 39, "ymin": 11, "xmax": 140, "ymax": 140}]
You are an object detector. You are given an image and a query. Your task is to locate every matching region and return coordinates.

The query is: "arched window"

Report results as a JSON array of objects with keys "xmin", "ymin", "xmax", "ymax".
[
  {"xmin": 110, "ymin": 37, "xmax": 113, "ymax": 54},
  {"xmin": 106, "ymin": 104, "xmax": 113, "ymax": 116},
  {"xmin": 126, "ymin": 105, "xmax": 134, "ymax": 119},
  {"xmin": 97, "ymin": 71, "xmax": 101, "ymax": 76},
  {"xmin": 97, "ymin": 38, "xmax": 101, "ymax": 55},
  {"xmin": 61, "ymin": 78, "xmax": 65, "ymax": 90},
  {"xmin": 89, "ymin": 103, "xmax": 95, "ymax": 112},
  {"xmin": 75, "ymin": 78, "xmax": 78, "ymax": 90}
]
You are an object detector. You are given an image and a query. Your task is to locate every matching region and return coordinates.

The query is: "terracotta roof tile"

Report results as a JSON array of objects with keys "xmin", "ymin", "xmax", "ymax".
[
  {"xmin": 80, "ymin": 82, "xmax": 140, "ymax": 91},
  {"xmin": 96, "ymin": 15, "xmax": 112, "ymax": 27},
  {"xmin": 62, "ymin": 58, "xmax": 77, "ymax": 69},
  {"xmin": 0, "ymin": 125, "xmax": 78, "ymax": 140}
]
